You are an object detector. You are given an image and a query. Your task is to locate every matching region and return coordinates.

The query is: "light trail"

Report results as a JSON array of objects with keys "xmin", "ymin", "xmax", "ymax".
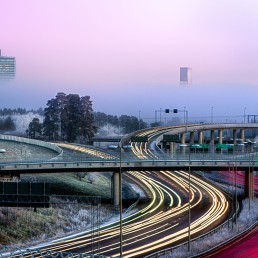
[
  {"xmin": 57, "ymin": 143, "xmax": 117, "ymax": 159},
  {"xmin": 20, "ymin": 170, "xmax": 229, "ymax": 258}
]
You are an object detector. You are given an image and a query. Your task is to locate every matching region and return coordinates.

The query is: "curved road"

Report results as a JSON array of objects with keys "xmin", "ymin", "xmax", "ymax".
[
  {"xmin": 0, "ymin": 124, "xmax": 236, "ymax": 257},
  {"xmin": 21, "ymin": 169, "xmax": 229, "ymax": 257}
]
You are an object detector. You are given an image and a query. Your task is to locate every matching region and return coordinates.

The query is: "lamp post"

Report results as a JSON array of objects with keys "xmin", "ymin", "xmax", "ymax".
[
  {"xmin": 180, "ymin": 143, "xmax": 191, "ymax": 251},
  {"xmin": 211, "ymin": 107, "xmax": 214, "ymax": 123},
  {"xmin": 118, "ymin": 142, "xmax": 123, "ymax": 257},
  {"xmin": 138, "ymin": 110, "xmax": 141, "ymax": 130},
  {"xmin": 246, "ymin": 141, "xmax": 255, "ymax": 209},
  {"xmin": 188, "ymin": 146, "xmax": 191, "ymax": 252},
  {"xmin": 234, "ymin": 161, "xmax": 237, "ymax": 224}
]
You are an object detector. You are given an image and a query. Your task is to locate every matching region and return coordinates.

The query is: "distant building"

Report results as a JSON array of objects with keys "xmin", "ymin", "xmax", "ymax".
[
  {"xmin": 180, "ymin": 67, "xmax": 192, "ymax": 85},
  {"xmin": 0, "ymin": 50, "xmax": 16, "ymax": 79}
]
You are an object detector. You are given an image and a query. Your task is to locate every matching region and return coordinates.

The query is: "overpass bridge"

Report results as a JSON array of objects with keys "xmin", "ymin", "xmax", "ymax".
[
  {"xmin": 1, "ymin": 123, "xmax": 258, "ymax": 205},
  {"xmin": 1, "ymin": 123, "xmax": 258, "ymax": 257},
  {"xmin": 0, "ymin": 154, "xmax": 256, "ymax": 174}
]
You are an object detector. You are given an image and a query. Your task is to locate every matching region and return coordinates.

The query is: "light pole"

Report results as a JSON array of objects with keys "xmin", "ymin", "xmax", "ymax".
[
  {"xmin": 234, "ymin": 161, "xmax": 237, "ymax": 224},
  {"xmin": 119, "ymin": 142, "xmax": 123, "ymax": 257},
  {"xmin": 211, "ymin": 107, "xmax": 214, "ymax": 123},
  {"xmin": 179, "ymin": 142, "xmax": 191, "ymax": 251},
  {"xmin": 138, "ymin": 110, "xmax": 141, "ymax": 130},
  {"xmin": 188, "ymin": 146, "xmax": 191, "ymax": 252}
]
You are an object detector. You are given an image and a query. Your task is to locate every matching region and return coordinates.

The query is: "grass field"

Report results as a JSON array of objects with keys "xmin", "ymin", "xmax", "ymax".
[{"xmin": 0, "ymin": 171, "xmax": 138, "ymax": 246}]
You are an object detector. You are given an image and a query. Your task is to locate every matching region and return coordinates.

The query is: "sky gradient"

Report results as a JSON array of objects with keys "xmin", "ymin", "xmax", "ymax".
[{"xmin": 1, "ymin": 0, "xmax": 258, "ymax": 122}]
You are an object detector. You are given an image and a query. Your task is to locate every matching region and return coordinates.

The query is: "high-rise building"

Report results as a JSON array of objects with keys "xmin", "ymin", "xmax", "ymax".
[
  {"xmin": 0, "ymin": 50, "xmax": 16, "ymax": 79},
  {"xmin": 180, "ymin": 67, "xmax": 192, "ymax": 85}
]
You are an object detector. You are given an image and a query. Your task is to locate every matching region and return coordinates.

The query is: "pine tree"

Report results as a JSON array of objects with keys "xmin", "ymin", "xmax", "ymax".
[{"xmin": 27, "ymin": 118, "xmax": 42, "ymax": 138}]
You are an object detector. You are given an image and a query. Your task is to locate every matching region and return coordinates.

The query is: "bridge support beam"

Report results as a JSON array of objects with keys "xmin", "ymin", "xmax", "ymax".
[
  {"xmin": 210, "ymin": 130, "xmax": 215, "ymax": 153},
  {"xmin": 198, "ymin": 131, "xmax": 203, "ymax": 144},
  {"xmin": 180, "ymin": 133, "xmax": 186, "ymax": 153},
  {"xmin": 210, "ymin": 130, "xmax": 215, "ymax": 144},
  {"xmin": 170, "ymin": 142, "xmax": 176, "ymax": 155},
  {"xmin": 218, "ymin": 130, "xmax": 223, "ymax": 144},
  {"xmin": 245, "ymin": 170, "xmax": 254, "ymax": 199},
  {"xmin": 240, "ymin": 129, "xmax": 245, "ymax": 152},
  {"xmin": 181, "ymin": 133, "xmax": 186, "ymax": 144},
  {"xmin": 233, "ymin": 129, "xmax": 237, "ymax": 145},
  {"xmin": 113, "ymin": 172, "xmax": 120, "ymax": 206},
  {"xmin": 190, "ymin": 131, "xmax": 194, "ymax": 144},
  {"xmin": 240, "ymin": 129, "xmax": 245, "ymax": 142}
]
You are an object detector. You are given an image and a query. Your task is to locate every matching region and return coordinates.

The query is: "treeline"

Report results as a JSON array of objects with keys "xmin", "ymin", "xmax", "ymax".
[
  {"xmin": 38, "ymin": 92, "xmax": 96, "ymax": 142},
  {"xmin": 94, "ymin": 112, "xmax": 147, "ymax": 134},
  {"xmin": 0, "ymin": 108, "xmax": 44, "ymax": 116},
  {"xmin": 4, "ymin": 92, "xmax": 148, "ymax": 143}
]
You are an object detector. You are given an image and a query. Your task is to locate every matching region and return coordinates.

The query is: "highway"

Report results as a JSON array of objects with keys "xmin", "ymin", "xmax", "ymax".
[
  {"xmin": 1, "ymin": 124, "xmax": 244, "ymax": 257},
  {"xmin": 15, "ymin": 169, "xmax": 229, "ymax": 258}
]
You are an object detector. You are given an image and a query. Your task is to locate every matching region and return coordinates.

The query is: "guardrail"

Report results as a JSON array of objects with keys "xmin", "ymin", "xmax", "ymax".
[
  {"xmin": 193, "ymin": 218, "xmax": 258, "ymax": 258},
  {"xmin": 0, "ymin": 135, "xmax": 63, "ymax": 156}
]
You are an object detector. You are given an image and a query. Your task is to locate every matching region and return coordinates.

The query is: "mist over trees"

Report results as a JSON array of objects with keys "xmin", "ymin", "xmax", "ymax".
[
  {"xmin": 94, "ymin": 112, "xmax": 147, "ymax": 134},
  {"xmin": 1, "ymin": 93, "xmax": 148, "ymax": 142},
  {"xmin": 40, "ymin": 93, "xmax": 148, "ymax": 142}
]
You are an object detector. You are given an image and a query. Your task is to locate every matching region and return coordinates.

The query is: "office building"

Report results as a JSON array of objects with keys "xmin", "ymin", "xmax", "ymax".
[
  {"xmin": 0, "ymin": 50, "xmax": 16, "ymax": 79},
  {"xmin": 180, "ymin": 67, "xmax": 192, "ymax": 85}
]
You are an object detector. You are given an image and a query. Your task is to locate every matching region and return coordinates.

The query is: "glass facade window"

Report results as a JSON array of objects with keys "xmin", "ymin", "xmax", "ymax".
[{"xmin": 0, "ymin": 56, "xmax": 16, "ymax": 79}]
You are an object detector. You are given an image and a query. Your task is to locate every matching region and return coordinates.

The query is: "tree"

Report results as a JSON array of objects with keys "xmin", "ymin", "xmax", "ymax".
[
  {"xmin": 62, "ymin": 94, "xmax": 81, "ymax": 142},
  {"xmin": 43, "ymin": 98, "xmax": 60, "ymax": 141},
  {"xmin": 75, "ymin": 172, "xmax": 87, "ymax": 181},
  {"xmin": 43, "ymin": 92, "xmax": 97, "ymax": 142},
  {"xmin": 3, "ymin": 116, "xmax": 16, "ymax": 131},
  {"xmin": 79, "ymin": 96, "xmax": 97, "ymax": 143},
  {"xmin": 27, "ymin": 118, "xmax": 42, "ymax": 138}
]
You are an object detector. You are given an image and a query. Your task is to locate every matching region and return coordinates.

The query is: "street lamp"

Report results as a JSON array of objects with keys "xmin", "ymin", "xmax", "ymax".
[
  {"xmin": 180, "ymin": 143, "xmax": 191, "ymax": 251},
  {"xmin": 188, "ymin": 145, "xmax": 191, "ymax": 252},
  {"xmin": 245, "ymin": 141, "xmax": 255, "ymax": 210},
  {"xmin": 118, "ymin": 142, "xmax": 123, "ymax": 257},
  {"xmin": 211, "ymin": 107, "xmax": 214, "ymax": 123},
  {"xmin": 138, "ymin": 110, "xmax": 141, "ymax": 130}
]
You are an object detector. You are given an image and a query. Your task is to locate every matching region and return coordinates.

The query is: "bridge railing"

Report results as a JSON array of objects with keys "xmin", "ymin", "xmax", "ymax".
[{"xmin": 0, "ymin": 151, "xmax": 257, "ymax": 163}]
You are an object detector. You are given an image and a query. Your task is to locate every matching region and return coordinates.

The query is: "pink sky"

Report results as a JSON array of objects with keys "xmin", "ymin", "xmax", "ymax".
[{"xmin": 1, "ymin": 0, "xmax": 258, "ymax": 120}]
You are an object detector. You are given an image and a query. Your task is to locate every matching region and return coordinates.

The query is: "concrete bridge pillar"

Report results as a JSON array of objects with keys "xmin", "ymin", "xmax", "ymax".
[
  {"xmin": 245, "ymin": 170, "xmax": 254, "ymax": 199},
  {"xmin": 181, "ymin": 133, "xmax": 186, "ymax": 144},
  {"xmin": 240, "ymin": 129, "xmax": 245, "ymax": 142},
  {"xmin": 210, "ymin": 130, "xmax": 215, "ymax": 153},
  {"xmin": 113, "ymin": 172, "xmax": 120, "ymax": 206},
  {"xmin": 210, "ymin": 130, "xmax": 215, "ymax": 144},
  {"xmin": 233, "ymin": 129, "xmax": 237, "ymax": 145},
  {"xmin": 218, "ymin": 130, "xmax": 223, "ymax": 144},
  {"xmin": 180, "ymin": 133, "xmax": 186, "ymax": 153},
  {"xmin": 198, "ymin": 131, "xmax": 203, "ymax": 144},
  {"xmin": 240, "ymin": 129, "xmax": 245, "ymax": 152},
  {"xmin": 190, "ymin": 131, "xmax": 194, "ymax": 144},
  {"xmin": 170, "ymin": 142, "xmax": 176, "ymax": 155}
]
